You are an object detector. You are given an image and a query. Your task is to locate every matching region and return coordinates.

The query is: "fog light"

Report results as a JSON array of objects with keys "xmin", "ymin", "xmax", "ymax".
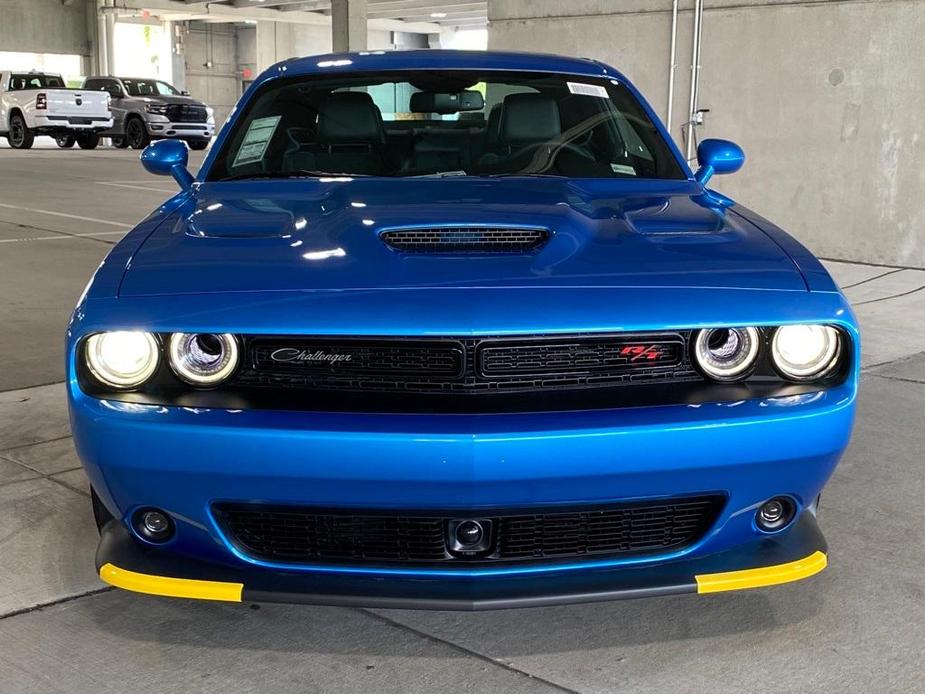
[
  {"xmin": 756, "ymin": 497, "xmax": 796, "ymax": 533},
  {"xmin": 133, "ymin": 509, "xmax": 174, "ymax": 542},
  {"xmin": 143, "ymin": 511, "xmax": 169, "ymax": 534},
  {"xmin": 760, "ymin": 500, "xmax": 784, "ymax": 523}
]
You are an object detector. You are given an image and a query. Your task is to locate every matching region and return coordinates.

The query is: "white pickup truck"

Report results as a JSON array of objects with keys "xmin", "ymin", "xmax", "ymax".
[{"xmin": 0, "ymin": 71, "xmax": 113, "ymax": 149}]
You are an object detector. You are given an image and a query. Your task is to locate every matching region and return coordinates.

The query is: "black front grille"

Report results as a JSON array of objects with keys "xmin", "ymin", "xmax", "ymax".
[
  {"xmin": 165, "ymin": 104, "xmax": 208, "ymax": 123},
  {"xmin": 479, "ymin": 336, "xmax": 683, "ymax": 377},
  {"xmin": 238, "ymin": 333, "xmax": 697, "ymax": 396},
  {"xmin": 380, "ymin": 227, "xmax": 549, "ymax": 253},
  {"xmin": 250, "ymin": 339, "xmax": 464, "ymax": 379},
  {"xmin": 215, "ymin": 496, "xmax": 724, "ymax": 566}
]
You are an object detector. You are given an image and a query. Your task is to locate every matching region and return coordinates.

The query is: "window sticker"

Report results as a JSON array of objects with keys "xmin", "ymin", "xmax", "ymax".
[
  {"xmin": 611, "ymin": 163, "xmax": 637, "ymax": 176},
  {"xmin": 567, "ymin": 81, "xmax": 609, "ymax": 98},
  {"xmin": 232, "ymin": 115, "xmax": 281, "ymax": 167}
]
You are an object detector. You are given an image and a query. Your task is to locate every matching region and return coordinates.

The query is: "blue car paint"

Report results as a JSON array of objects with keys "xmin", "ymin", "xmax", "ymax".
[{"xmin": 68, "ymin": 50, "xmax": 859, "ymax": 600}]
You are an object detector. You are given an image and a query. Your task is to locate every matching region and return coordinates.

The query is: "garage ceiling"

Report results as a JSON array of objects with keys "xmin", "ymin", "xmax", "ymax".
[{"xmin": 180, "ymin": 0, "xmax": 488, "ymax": 27}]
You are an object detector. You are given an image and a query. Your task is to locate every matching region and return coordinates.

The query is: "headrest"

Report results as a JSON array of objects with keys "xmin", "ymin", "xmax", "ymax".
[
  {"xmin": 317, "ymin": 92, "xmax": 384, "ymax": 143},
  {"xmin": 499, "ymin": 93, "xmax": 561, "ymax": 144},
  {"xmin": 485, "ymin": 103, "xmax": 502, "ymax": 144}
]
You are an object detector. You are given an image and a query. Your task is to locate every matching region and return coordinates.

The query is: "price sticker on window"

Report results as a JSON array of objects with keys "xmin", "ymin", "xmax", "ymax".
[
  {"xmin": 232, "ymin": 115, "xmax": 281, "ymax": 167},
  {"xmin": 567, "ymin": 82, "xmax": 609, "ymax": 98}
]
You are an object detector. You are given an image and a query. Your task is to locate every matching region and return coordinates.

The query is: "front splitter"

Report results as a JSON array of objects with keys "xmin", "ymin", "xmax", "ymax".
[{"xmin": 96, "ymin": 515, "xmax": 827, "ymax": 610}]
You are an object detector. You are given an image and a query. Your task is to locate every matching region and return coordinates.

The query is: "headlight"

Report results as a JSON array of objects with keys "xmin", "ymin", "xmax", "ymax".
[
  {"xmin": 145, "ymin": 103, "xmax": 168, "ymax": 115},
  {"xmin": 771, "ymin": 325, "xmax": 841, "ymax": 380},
  {"xmin": 85, "ymin": 331, "xmax": 159, "ymax": 389},
  {"xmin": 693, "ymin": 327, "xmax": 760, "ymax": 381},
  {"xmin": 168, "ymin": 333, "xmax": 239, "ymax": 386}
]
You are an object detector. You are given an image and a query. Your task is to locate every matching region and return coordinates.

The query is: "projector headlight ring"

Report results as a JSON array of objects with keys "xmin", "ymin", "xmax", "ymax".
[
  {"xmin": 693, "ymin": 327, "xmax": 760, "ymax": 381},
  {"xmin": 771, "ymin": 325, "xmax": 841, "ymax": 381},
  {"xmin": 85, "ymin": 331, "xmax": 160, "ymax": 389},
  {"xmin": 168, "ymin": 333, "xmax": 239, "ymax": 386}
]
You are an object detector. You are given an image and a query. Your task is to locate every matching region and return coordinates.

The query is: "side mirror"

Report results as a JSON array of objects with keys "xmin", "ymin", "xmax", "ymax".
[
  {"xmin": 141, "ymin": 140, "xmax": 194, "ymax": 191},
  {"xmin": 181, "ymin": 90, "xmax": 191, "ymax": 96},
  {"xmin": 694, "ymin": 139, "xmax": 745, "ymax": 185}
]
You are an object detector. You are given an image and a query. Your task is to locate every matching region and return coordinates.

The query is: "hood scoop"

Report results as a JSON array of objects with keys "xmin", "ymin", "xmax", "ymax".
[{"xmin": 380, "ymin": 226, "xmax": 550, "ymax": 253}]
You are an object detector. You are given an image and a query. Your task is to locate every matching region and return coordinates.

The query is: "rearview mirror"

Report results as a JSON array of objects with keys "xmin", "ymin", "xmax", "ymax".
[
  {"xmin": 141, "ymin": 140, "xmax": 194, "ymax": 191},
  {"xmin": 694, "ymin": 139, "xmax": 745, "ymax": 185},
  {"xmin": 409, "ymin": 90, "xmax": 484, "ymax": 114}
]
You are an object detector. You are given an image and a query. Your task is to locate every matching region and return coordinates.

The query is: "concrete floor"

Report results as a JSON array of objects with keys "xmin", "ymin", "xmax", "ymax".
[{"xmin": 1, "ymin": 144, "xmax": 923, "ymax": 693}]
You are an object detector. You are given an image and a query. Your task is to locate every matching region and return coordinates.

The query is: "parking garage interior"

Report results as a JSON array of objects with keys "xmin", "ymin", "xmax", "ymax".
[{"xmin": 1, "ymin": 1, "xmax": 923, "ymax": 692}]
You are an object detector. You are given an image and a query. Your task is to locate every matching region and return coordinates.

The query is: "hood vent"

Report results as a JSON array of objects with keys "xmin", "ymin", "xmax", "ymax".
[{"xmin": 380, "ymin": 227, "xmax": 550, "ymax": 253}]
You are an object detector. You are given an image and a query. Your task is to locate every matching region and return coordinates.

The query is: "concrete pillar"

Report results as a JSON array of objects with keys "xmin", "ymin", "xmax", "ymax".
[
  {"xmin": 256, "ymin": 21, "xmax": 295, "ymax": 73},
  {"xmin": 331, "ymin": 0, "xmax": 367, "ymax": 53},
  {"xmin": 96, "ymin": 1, "xmax": 112, "ymax": 76},
  {"xmin": 85, "ymin": 0, "xmax": 100, "ymax": 75}
]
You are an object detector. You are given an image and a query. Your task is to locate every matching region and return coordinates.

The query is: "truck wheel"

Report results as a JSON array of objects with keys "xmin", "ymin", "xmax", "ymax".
[
  {"xmin": 125, "ymin": 117, "xmax": 150, "ymax": 150},
  {"xmin": 8, "ymin": 113, "xmax": 34, "ymax": 149},
  {"xmin": 56, "ymin": 135, "xmax": 76, "ymax": 148},
  {"xmin": 77, "ymin": 133, "xmax": 100, "ymax": 150},
  {"xmin": 187, "ymin": 138, "xmax": 210, "ymax": 151},
  {"xmin": 111, "ymin": 136, "xmax": 130, "ymax": 149}
]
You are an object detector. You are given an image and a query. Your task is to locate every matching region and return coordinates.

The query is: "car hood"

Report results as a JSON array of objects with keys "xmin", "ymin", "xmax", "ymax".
[{"xmin": 119, "ymin": 178, "xmax": 806, "ymax": 297}]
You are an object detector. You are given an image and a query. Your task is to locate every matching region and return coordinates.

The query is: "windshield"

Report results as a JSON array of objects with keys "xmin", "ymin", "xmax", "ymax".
[
  {"xmin": 9, "ymin": 74, "xmax": 65, "ymax": 90},
  {"xmin": 121, "ymin": 79, "xmax": 181, "ymax": 97},
  {"xmin": 207, "ymin": 70, "xmax": 685, "ymax": 181}
]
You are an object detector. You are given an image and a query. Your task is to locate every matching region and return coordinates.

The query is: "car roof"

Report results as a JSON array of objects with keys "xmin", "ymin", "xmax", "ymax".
[{"xmin": 269, "ymin": 49, "xmax": 621, "ymax": 81}]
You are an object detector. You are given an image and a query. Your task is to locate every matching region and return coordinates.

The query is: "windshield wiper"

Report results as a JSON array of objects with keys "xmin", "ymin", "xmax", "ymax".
[
  {"xmin": 408, "ymin": 171, "xmax": 471, "ymax": 178},
  {"xmin": 484, "ymin": 172, "xmax": 568, "ymax": 179},
  {"xmin": 219, "ymin": 169, "xmax": 369, "ymax": 181}
]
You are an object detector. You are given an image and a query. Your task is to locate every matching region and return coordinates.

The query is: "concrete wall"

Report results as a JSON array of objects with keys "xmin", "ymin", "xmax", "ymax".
[
  {"xmin": 0, "ymin": 0, "xmax": 93, "ymax": 63},
  {"xmin": 489, "ymin": 0, "xmax": 925, "ymax": 269},
  {"xmin": 184, "ymin": 22, "xmax": 242, "ymax": 127},
  {"xmin": 251, "ymin": 21, "xmax": 412, "ymax": 74}
]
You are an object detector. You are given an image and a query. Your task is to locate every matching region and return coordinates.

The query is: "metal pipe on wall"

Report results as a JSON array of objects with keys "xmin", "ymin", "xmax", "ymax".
[
  {"xmin": 685, "ymin": 0, "xmax": 705, "ymax": 160},
  {"xmin": 666, "ymin": 0, "xmax": 679, "ymax": 140}
]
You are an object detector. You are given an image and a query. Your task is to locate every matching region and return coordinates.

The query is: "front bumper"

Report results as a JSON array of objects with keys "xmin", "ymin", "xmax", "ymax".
[
  {"xmin": 146, "ymin": 118, "xmax": 213, "ymax": 139},
  {"xmin": 97, "ymin": 514, "xmax": 828, "ymax": 609},
  {"xmin": 71, "ymin": 373, "xmax": 854, "ymax": 606}
]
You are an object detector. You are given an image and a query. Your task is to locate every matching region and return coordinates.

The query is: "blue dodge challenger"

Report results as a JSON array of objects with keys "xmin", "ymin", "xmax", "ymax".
[{"xmin": 68, "ymin": 50, "xmax": 858, "ymax": 608}]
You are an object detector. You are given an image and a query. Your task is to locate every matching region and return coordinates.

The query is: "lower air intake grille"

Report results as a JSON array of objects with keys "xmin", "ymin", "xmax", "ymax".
[
  {"xmin": 214, "ymin": 496, "xmax": 724, "ymax": 566},
  {"xmin": 380, "ymin": 227, "xmax": 549, "ymax": 253}
]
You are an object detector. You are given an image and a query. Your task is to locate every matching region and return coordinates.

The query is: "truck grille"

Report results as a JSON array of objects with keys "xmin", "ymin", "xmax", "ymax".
[
  {"xmin": 380, "ymin": 227, "xmax": 549, "ymax": 253},
  {"xmin": 236, "ymin": 332, "xmax": 695, "ymax": 396},
  {"xmin": 214, "ymin": 496, "xmax": 724, "ymax": 566},
  {"xmin": 165, "ymin": 104, "xmax": 208, "ymax": 123}
]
